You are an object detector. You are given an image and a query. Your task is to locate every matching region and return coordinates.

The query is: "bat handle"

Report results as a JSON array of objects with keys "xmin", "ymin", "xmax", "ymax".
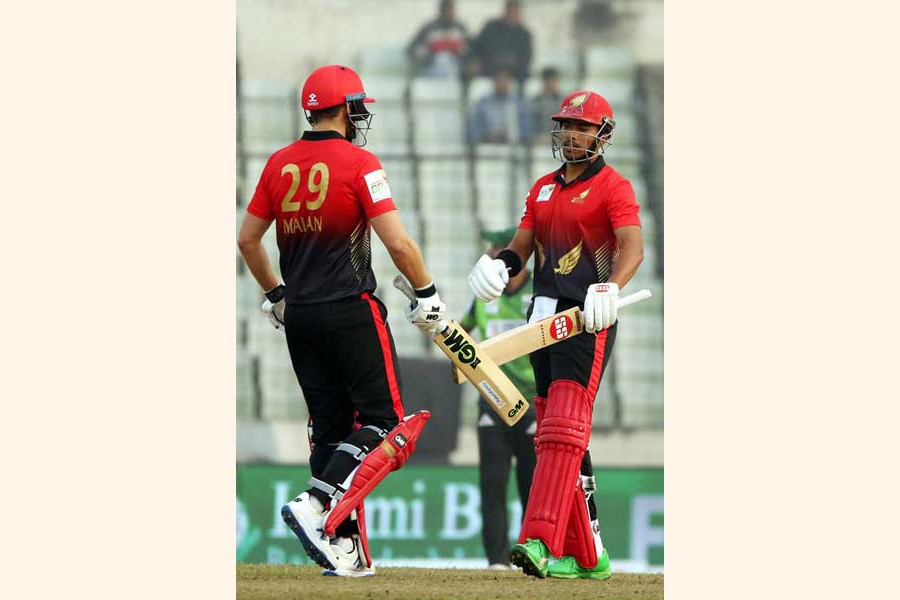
[
  {"xmin": 392, "ymin": 275, "xmax": 448, "ymax": 334},
  {"xmin": 618, "ymin": 288, "xmax": 652, "ymax": 309},
  {"xmin": 392, "ymin": 275, "xmax": 418, "ymax": 303}
]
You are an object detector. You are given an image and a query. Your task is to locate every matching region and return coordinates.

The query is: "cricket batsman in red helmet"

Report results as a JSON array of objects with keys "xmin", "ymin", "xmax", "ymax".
[
  {"xmin": 237, "ymin": 64, "xmax": 445, "ymax": 576},
  {"xmin": 467, "ymin": 90, "xmax": 645, "ymax": 579}
]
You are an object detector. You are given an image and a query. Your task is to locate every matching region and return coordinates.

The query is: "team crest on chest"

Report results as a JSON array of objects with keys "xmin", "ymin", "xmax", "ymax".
[{"xmin": 572, "ymin": 187, "xmax": 591, "ymax": 204}]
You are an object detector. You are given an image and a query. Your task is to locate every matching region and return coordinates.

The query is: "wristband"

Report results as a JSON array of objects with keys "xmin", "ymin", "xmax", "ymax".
[
  {"xmin": 496, "ymin": 249, "xmax": 522, "ymax": 277},
  {"xmin": 265, "ymin": 284, "xmax": 286, "ymax": 303},
  {"xmin": 414, "ymin": 282, "xmax": 437, "ymax": 298}
]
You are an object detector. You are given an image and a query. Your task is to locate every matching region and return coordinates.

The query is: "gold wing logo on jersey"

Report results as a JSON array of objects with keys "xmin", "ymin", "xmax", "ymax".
[
  {"xmin": 572, "ymin": 188, "xmax": 591, "ymax": 204},
  {"xmin": 554, "ymin": 239, "xmax": 583, "ymax": 275},
  {"xmin": 535, "ymin": 239, "xmax": 545, "ymax": 270}
]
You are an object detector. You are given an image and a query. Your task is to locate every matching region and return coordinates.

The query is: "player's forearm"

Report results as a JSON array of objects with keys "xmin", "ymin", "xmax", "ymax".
[
  {"xmin": 608, "ymin": 243, "xmax": 644, "ymax": 290},
  {"xmin": 387, "ymin": 237, "xmax": 433, "ymax": 289},
  {"xmin": 508, "ymin": 233, "xmax": 535, "ymax": 267},
  {"xmin": 239, "ymin": 241, "xmax": 280, "ymax": 292}
]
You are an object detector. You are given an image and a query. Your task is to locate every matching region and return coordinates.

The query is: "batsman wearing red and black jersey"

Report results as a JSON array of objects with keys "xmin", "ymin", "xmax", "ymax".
[
  {"xmin": 238, "ymin": 65, "xmax": 444, "ymax": 577},
  {"xmin": 468, "ymin": 90, "xmax": 644, "ymax": 580}
]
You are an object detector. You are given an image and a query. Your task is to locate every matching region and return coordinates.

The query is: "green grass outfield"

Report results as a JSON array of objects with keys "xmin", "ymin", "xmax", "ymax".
[{"xmin": 237, "ymin": 564, "xmax": 664, "ymax": 600}]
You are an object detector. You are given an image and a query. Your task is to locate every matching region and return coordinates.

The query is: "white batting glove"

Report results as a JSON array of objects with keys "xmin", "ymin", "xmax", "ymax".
[
  {"xmin": 404, "ymin": 285, "xmax": 446, "ymax": 334},
  {"xmin": 261, "ymin": 284, "xmax": 286, "ymax": 333},
  {"xmin": 468, "ymin": 254, "xmax": 509, "ymax": 302},
  {"xmin": 583, "ymin": 282, "xmax": 619, "ymax": 333}
]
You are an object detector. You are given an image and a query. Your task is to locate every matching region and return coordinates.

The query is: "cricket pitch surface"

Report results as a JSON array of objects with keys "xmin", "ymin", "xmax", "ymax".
[{"xmin": 237, "ymin": 564, "xmax": 664, "ymax": 600}]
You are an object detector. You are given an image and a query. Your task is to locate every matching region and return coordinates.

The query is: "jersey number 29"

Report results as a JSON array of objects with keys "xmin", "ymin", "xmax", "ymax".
[{"xmin": 280, "ymin": 162, "xmax": 329, "ymax": 212}]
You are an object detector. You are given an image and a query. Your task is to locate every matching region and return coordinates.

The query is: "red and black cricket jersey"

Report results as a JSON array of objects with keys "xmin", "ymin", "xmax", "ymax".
[
  {"xmin": 519, "ymin": 156, "xmax": 641, "ymax": 303},
  {"xmin": 247, "ymin": 130, "xmax": 397, "ymax": 304}
]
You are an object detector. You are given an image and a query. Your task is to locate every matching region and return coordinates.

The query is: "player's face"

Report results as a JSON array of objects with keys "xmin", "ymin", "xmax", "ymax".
[{"xmin": 559, "ymin": 120, "xmax": 601, "ymax": 160}]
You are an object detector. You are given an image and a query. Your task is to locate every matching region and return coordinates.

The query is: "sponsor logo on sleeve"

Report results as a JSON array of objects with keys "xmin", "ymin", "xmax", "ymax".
[{"xmin": 364, "ymin": 169, "xmax": 392, "ymax": 203}]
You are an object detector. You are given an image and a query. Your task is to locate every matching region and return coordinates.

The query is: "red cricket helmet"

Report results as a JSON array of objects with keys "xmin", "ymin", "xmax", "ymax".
[
  {"xmin": 301, "ymin": 64, "xmax": 375, "ymax": 111},
  {"xmin": 549, "ymin": 91, "xmax": 616, "ymax": 163},
  {"xmin": 551, "ymin": 90, "xmax": 614, "ymax": 125}
]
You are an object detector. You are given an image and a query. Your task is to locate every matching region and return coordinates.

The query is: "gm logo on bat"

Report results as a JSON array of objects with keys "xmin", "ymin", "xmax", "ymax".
[
  {"xmin": 550, "ymin": 315, "xmax": 574, "ymax": 341},
  {"xmin": 442, "ymin": 330, "xmax": 482, "ymax": 368},
  {"xmin": 507, "ymin": 398, "xmax": 525, "ymax": 418}
]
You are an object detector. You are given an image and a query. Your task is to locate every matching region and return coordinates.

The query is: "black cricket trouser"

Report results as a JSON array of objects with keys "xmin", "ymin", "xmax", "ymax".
[
  {"xmin": 284, "ymin": 292, "xmax": 404, "ymax": 449},
  {"xmin": 477, "ymin": 405, "xmax": 537, "ymax": 565}
]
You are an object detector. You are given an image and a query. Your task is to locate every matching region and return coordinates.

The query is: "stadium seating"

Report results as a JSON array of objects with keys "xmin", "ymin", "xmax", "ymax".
[
  {"xmin": 241, "ymin": 79, "xmax": 296, "ymax": 156},
  {"xmin": 358, "ymin": 76, "xmax": 409, "ymax": 156},
  {"xmin": 585, "ymin": 46, "xmax": 636, "ymax": 80},
  {"xmin": 356, "ymin": 45, "xmax": 409, "ymax": 77},
  {"xmin": 411, "ymin": 79, "xmax": 465, "ymax": 156}
]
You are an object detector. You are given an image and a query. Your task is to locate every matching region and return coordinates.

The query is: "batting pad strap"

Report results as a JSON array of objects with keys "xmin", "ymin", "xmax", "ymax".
[
  {"xmin": 580, "ymin": 474, "xmax": 597, "ymax": 496},
  {"xmin": 361, "ymin": 425, "xmax": 388, "ymax": 439},
  {"xmin": 324, "ymin": 411, "xmax": 431, "ymax": 537},
  {"xmin": 308, "ymin": 477, "xmax": 345, "ymax": 501},
  {"xmin": 335, "ymin": 442, "xmax": 368, "ymax": 461}
]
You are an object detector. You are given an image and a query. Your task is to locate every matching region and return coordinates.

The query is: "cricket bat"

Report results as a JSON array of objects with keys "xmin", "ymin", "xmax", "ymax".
[
  {"xmin": 393, "ymin": 275, "xmax": 529, "ymax": 426},
  {"xmin": 454, "ymin": 289, "xmax": 652, "ymax": 384}
]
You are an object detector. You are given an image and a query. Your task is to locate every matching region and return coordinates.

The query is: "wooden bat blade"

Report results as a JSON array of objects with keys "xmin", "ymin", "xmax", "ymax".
[
  {"xmin": 392, "ymin": 274, "xmax": 528, "ymax": 426},
  {"xmin": 435, "ymin": 320, "xmax": 529, "ymax": 426},
  {"xmin": 453, "ymin": 307, "xmax": 582, "ymax": 384},
  {"xmin": 454, "ymin": 289, "xmax": 652, "ymax": 383}
]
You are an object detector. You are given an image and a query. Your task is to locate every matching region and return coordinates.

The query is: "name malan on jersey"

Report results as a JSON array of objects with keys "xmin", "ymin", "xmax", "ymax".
[{"xmin": 281, "ymin": 215, "xmax": 323, "ymax": 235}]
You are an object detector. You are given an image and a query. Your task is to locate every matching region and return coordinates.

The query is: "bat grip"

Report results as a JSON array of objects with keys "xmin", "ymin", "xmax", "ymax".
[
  {"xmin": 393, "ymin": 275, "xmax": 418, "ymax": 303},
  {"xmin": 393, "ymin": 275, "xmax": 448, "ymax": 334},
  {"xmin": 618, "ymin": 288, "xmax": 652, "ymax": 309}
]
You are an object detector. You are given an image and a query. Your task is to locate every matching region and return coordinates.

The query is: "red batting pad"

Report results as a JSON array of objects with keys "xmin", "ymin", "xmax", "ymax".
[
  {"xmin": 355, "ymin": 503, "xmax": 372, "ymax": 568},
  {"xmin": 324, "ymin": 411, "xmax": 430, "ymax": 536},
  {"xmin": 517, "ymin": 380, "xmax": 592, "ymax": 556},
  {"xmin": 533, "ymin": 396, "xmax": 547, "ymax": 453},
  {"xmin": 562, "ymin": 479, "xmax": 598, "ymax": 568}
]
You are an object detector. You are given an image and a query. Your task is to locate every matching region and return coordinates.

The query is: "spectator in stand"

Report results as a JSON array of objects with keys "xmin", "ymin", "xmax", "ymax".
[
  {"xmin": 468, "ymin": 0, "xmax": 533, "ymax": 87},
  {"xmin": 528, "ymin": 67, "xmax": 564, "ymax": 143},
  {"xmin": 407, "ymin": 0, "xmax": 470, "ymax": 78},
  {"xmin": 466, "ymin": 68, "xmax": 530, "ymax": 144}
]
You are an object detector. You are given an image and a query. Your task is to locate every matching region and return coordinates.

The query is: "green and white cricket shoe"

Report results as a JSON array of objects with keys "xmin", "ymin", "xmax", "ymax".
[
  {"xmin": 547, "ymin": 548, "xmax": 613, "ymax": 580},
  {"xmin": 509, "ymin": 538, "xmax": 551, "ymax": 578}
]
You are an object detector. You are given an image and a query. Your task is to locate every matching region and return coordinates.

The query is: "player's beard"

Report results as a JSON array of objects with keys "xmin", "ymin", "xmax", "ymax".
[
  {"xmin": 345, "ymin": 117, "xmax": 357, "ymax": 144},
  {"xmin": 562, "ymin": 134, "xmax": 598, "ymax": 160}
]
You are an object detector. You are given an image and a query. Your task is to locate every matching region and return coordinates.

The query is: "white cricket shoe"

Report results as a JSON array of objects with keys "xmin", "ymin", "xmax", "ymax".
[
  {"xmin": 280, "ymin": 492, "xmax": 338, "ymax": 570},
  {"xmin": 322, "ymin": 535, "xmax": 375, "ymax": 577}
]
